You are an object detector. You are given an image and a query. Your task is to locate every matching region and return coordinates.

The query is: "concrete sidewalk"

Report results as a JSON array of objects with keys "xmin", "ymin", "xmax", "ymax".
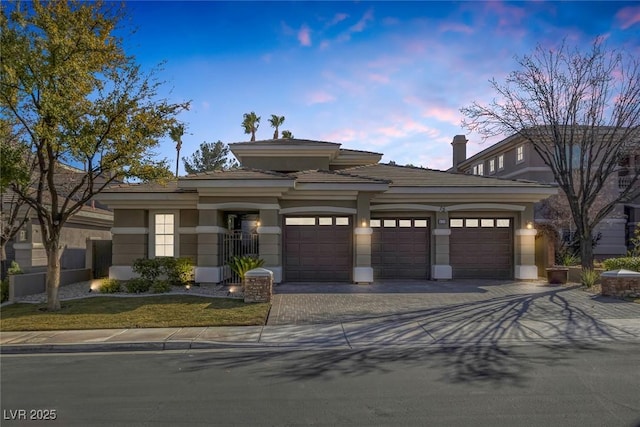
[
  {"xmin": 2, "ymin": 280, "xmax": 640, "ymax": 354},
  {"xmin": 2, "ymin": 316, "xmax": 640, "ymax": 354}
]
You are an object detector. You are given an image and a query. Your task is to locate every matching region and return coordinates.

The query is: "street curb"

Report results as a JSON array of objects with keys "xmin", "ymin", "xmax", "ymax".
[{"xmin": 3, "ymin": 336, "xmax": 640, "ymax": 355}]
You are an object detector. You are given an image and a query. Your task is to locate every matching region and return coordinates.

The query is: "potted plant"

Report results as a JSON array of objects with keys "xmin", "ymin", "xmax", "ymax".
[{"xmin": 546, "ymin": 248, "xmax": 577, "ymax": 284}]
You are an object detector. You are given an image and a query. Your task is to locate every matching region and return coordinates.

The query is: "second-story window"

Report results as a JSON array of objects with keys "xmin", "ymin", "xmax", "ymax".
[
  {"xmin": 489, "ymin": 159, "xmax": 495, "ymax": 173},
  {"xmin": 516, "ymin": 145, "xmax": 524, "ymax": 163},
  {"xmin": 477, "ymin": 163, "xmax": 484, "ymax": 176},
  {"xmin": 472, "ymin": 165, "xmax": 478, "ymax": 175},
  {"xmin": 498, "ymin": 154, "xmax": 504, "ymax": 170}
]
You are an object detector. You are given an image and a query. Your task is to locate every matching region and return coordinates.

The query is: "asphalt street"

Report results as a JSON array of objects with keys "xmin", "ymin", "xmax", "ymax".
[{"xmin": 2, "ymin": 342, "xmax": 639, "ymax": 427}]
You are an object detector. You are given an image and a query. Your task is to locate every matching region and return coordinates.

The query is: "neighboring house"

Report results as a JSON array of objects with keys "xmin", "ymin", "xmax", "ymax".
[
  {"xmin": 450, "ymin": 133, "xmax": 640, "ymax": 259},
  {"xmin": 1, "ymin": 164, "xmax": 114, "ymax": 276},
  {"xmin": 97, "ymin": 138, "xmax": 556, "ymax": 284}
]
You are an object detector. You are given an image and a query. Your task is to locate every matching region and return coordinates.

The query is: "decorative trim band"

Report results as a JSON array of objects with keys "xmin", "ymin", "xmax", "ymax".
[
  {"xmin": 432, "ymin": 228, "xmax": 451, "ymax": 236},
  {"xmin": 12, "ymin": 243, "xmax": 45, "ymax": 250},
  {"xmin": 515, "ymin": 229, "xmax": 538, "ymax": 236},
  {"xmin": 371, "ymin": 204, "xmax": 440, "ymax": 212},
  {"xmin": 280, "ymin": 206, "xmax": 357, "ymax": 215},
  {"xmin": 197, "ymin": 203, "xmax": 280, "ymax": 211},
  {"xmin": 110, "ymin": 227, "xmax": 149, "ymax": 235},
  {"xmin": 446, "ymin": 203, "xmax": 526, "ymax": 212},
  {"xmin": 354, "ymin": 227, "xmax": 373, "ymax": 235},
  {"xmin": 257, "ymin": 226, "xmax": 282, "ymax": 235},
  {"xmin": 195, "ymin": 226, "xmax": 228, "ymax": 234}
]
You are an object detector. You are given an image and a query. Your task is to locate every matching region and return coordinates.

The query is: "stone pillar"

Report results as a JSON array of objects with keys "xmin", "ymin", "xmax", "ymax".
[
  {"xmin": 244, "ymin": 268, "xmax": 273, "ymax": 303},
  {"xmin": 353, "ymin": 193, "xmax": 373, "ymax": 283},
  {"xmin": 515, "ymin": 206, "xmax": 538, "ymax": 280},
  {"xmin": 195, "ymin": 209, "xmax": 226, "ymax": 284},
  {"xmin": 432, "ymin": 209, "xmax": 452, "ymax": 279},
  {"xmin": 258, "ymin": 208, "xmax": 282, "ymax": 283}
]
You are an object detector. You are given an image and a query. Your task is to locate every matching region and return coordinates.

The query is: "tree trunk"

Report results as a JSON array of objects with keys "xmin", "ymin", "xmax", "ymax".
[
  {"xmin": 580, "ymin": 231, "xmax": 594, "ymax": 269},
  {"xmin": 45, "ymin": 241, "xmax": 62, "ymax": 311}
]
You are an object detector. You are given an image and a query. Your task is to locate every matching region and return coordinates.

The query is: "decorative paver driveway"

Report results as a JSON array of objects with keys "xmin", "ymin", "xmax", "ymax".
[{"xmin": 267, "ymin": 280, "xmax": 640, "ymax": 326}]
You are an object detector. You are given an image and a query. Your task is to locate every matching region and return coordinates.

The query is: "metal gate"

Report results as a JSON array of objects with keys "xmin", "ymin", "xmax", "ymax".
[
  {"xmin": 220, "ymin": 230, "xmax": 259, "ymax": 283},
  {"xmin": 91, "ymin": 240, "xmax": 112, "ymax": 279}
]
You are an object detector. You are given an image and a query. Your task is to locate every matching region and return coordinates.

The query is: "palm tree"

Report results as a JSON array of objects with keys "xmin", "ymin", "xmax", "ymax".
[
  {"xmin": 169, "ymin": 124, "xmax": 185, "ymax": 177},
  {"xmin": 268, "ymin": 114, "xmax": 285, "ymax": 139},
  {"xmin": 281, "ymin": 130, "xmax": 294, "ymax": 139},
  {"xmin": 242, "ymin": 112, "xmax": 260, "ymax": 141}
]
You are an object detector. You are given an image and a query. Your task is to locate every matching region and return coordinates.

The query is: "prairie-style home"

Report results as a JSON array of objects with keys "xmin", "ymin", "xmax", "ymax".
[{"xmin": 97, "ymin": 138, "xmax": 556, "ymax": 284}]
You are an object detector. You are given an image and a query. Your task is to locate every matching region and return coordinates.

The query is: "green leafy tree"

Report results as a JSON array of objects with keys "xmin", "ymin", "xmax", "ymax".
[
  {"xmin": 462, "ymin": 38, "xmax": 640, "ymax": 268},
  {"xmin": 0, "ymin": 1, "xmax": 189, "ymax": 310},
  {"xmin": 242, "ymin": 111, "xmax": 260, "ymax": 141},
  {"xmin": 0, "ymin": 119, "xmax": 33, "ymax": 273},
  {"xmin": 182, "ymin": 140, "xmax": 238, "ymax": 174},
  {"xmin": 268, "ymin": 114, "xmax": 285, "ymax": 139},
  {"xmin": 281, "ymin": 130, "xmax": 294, "ymax": 139}
]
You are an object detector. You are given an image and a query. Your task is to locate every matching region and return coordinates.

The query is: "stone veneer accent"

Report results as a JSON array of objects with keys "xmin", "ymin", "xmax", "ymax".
[
  {"xmin": 243, "ymin": 268, "xmax": 273, "ymax": 303},
  {"xmin": 600, "ymin": 269, "xmax": 640, "ymax": 298}
]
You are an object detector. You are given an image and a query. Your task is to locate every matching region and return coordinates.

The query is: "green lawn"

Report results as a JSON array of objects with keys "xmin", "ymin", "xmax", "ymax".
[{"xmin": 0, "ymin": 295, "xmax": 270, "ymax": 331}]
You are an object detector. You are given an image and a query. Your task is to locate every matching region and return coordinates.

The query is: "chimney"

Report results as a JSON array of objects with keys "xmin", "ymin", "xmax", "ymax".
[{"xmin": 451, "ymin": 135, "xmax": 468, "ymax": 172}]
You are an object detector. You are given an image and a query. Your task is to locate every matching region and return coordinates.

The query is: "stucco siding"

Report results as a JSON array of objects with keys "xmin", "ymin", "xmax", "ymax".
[
  {"xmin": 114, "ymin": 209, "xmax": 147, "ymax": 228},
  {"xmin": 112, "ymin": 234, "xmax": 147, "ymax": 265}
]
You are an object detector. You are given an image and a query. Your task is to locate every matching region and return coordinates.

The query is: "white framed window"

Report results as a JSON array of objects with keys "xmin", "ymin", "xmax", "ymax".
[
  {"xmin": 489, "ymin": 159, "xmax": 495, "ymax": 173},
  {"xmin": 481, "ymin": 219, "xmax": 495, "ymax": 227},
  {"xmin": 496, "ymin": 219, "xmax": 511, "ymax": 227},
  {"xmin": 472, "ymin": 165, "xmax": 478, "ymax": 175},
  {"xmin": 450, "ymin": 219, "xmax": 464, "ymax": 228},
  {"xmin": 414, "ymin": 219, "xmax": 428, "ymax": 228},
  {"xmin": 154, "ymin": 213, "xmax": 175, "ymax": 257},
  {"xmin": 370, "ymin": 219, "xmax": 381, "ymax": 228},
  {"xmin": 318, "ymin": 217, "xmax": 332, "ymax": 226},
  {"xmin": 399, "ymin": 219, "xmax": 412, "ymax": 227},
  {"xmin": 477, "ymin": 163, "xmax": 484, "ymax": 176},
  {"xmin": 335, "ymin": 217, "xmax": 350, "ymax": 226},
  {"xmin": 516, "ymin": 145, "xmax": 524, "ymax": 163},
  {"xmin": 498, "ymin": 154, "xmax": 504, "ymax": 170},
  {"xmin": 465, "ymin": 219, "xmax": 479, "ymax": 227},
  {"xmin": 285, "ymin": 217, "xmax": 316, "ymax": 225},
  {"xmin": 383, "ymin": 219, "xmax": 396, "ymax": 227}
]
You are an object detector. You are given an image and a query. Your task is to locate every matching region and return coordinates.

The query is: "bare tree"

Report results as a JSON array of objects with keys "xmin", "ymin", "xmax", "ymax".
[{"xmin": 462, "ymin": 38, "xmax": 640, "ymax": 268}]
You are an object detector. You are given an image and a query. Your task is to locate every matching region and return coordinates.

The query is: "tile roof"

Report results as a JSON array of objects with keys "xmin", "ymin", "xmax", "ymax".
[
  {"xmin": 289, "ymin": 170, "xmax": 390, "ymax": 184},
  {"xmin": 343, "ymin": 164, "xmax": 553, "ymax": 188},
  {"xmin": 180, "ymin": 168, "xmax": 292, "ymax": 180}
]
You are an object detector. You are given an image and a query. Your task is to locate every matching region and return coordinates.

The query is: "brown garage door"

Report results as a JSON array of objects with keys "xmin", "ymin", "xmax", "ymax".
[
  {"xmin": 449, "ymin": 218, "xmax": 513, "ymax": 279},
  {"xmin": 284, "ymin": 216, "xmax": 352, "ymax": 282},
  {"xmin": 371, "ymin": 218, "xmax": 430, "ymax": 280}
]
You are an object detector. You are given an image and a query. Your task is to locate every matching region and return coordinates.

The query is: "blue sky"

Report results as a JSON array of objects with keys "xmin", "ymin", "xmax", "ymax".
[{"xmin": 121, "ymin": 1, "xmax": 640, "ymax": 174}]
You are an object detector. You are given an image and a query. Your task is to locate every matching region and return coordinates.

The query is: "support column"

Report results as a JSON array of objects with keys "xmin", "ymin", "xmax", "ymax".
[
  {"xmin": 515, "ymin": 205, "xmax": 538, "ymax": 280},
  {"xmin": 195, "ymin": 209, "xmax": 226, "ymax": 284},
  {"xmin": 258, "ymin": 208, "xmax": 282, "ymax": 283},
  {"xmin": 432, "ymin": 209, "xmax": 452, "ymax": 279},
  {"xmin": 354, "ymin": 193, "xmax": 373, "ymax": 283}
]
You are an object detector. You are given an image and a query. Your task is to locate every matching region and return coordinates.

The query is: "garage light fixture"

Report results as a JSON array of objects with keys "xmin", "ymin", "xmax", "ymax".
[{"xmin": 526, "ymin": 221, "xmax": 533, "ymax": 229}]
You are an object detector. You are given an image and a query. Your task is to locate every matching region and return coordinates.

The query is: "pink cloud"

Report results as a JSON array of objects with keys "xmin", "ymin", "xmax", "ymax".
[
  {"xmin": 350, "ymin": 9, "xmax": 374, "ymax": 33},
  {"xmin": 306, "ymin": 91, "xmax": 336, "ymax": 105},
  {"xmin": 322, "ymin": 128, "xmax": 365, "ymax": 143},
  {"xmin": 422, "ymin": 107, "xmax": 463, "ymax": 126},
  {"xmin": 327, "ymin": 13, "xmax": 349, "ymax": 27},
  {"xmin": 485, "ymin": 2, "xmax": 527, "ymax": 27},
  {"xmin": 616, "ymin": 6, "xmax": 640, "ymax": 29},
  {"xmin": 368, "ymin": 73, "xmax": 390, "ymax": 84},
  {"xmin": 298, "ymin": 25, "xmax": 312, "ymax": 46},
  {"xmin": 439, "ymin": 22, "xmax": 474, "ymax": 34}
]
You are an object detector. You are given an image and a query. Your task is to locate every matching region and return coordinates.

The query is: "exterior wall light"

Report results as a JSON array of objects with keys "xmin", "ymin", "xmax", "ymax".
[
  {"xmin": 361, "ymin": 220, "xmax": 367, "ymax": 227},
  {"xmin": 526, "ymin": 221, "xmax": 533, "ymax": 229},
  {"xmin": 256, "ymin": 220, "xmax": 261, "ymax": 227}
]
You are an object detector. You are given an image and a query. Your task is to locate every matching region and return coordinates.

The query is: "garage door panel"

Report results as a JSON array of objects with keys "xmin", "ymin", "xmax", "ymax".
[
  {"xmin": 284, "ymin": 217, "xmax": 352, "ymax": 282},
  {"xmin": 372, "ymin": 219, "xmax": 430, "ymax": 280},
  {"xmin": 450, "ymin": 218, "xmax": 513, "ymax": 279}
]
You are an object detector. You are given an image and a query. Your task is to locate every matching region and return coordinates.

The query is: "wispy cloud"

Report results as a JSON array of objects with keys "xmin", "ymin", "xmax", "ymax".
[
  {"xmin": 305, "ymin": 90, "xmax": 336, "ymax": 105},
  {"xmin": 368, "ymin": 73, "xmax": 390, "ymax": 84},
  {"xmin": 337, "ymin": 9, "xmax": 374, "ymax": 42},
  {"xmin": 327, "ymin": 13, "xmax": 349, "ymax": 27},
  {"xmin": 439, "ymin": 22, "xmax": 474, "ymax": 34},
  {"xmin": 298, "ymin": 25, "xmax": 312, "ymax": 46},
  {"xmin": 616, "ymin": 5, "xmax": 640, "ymax": 29}
]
